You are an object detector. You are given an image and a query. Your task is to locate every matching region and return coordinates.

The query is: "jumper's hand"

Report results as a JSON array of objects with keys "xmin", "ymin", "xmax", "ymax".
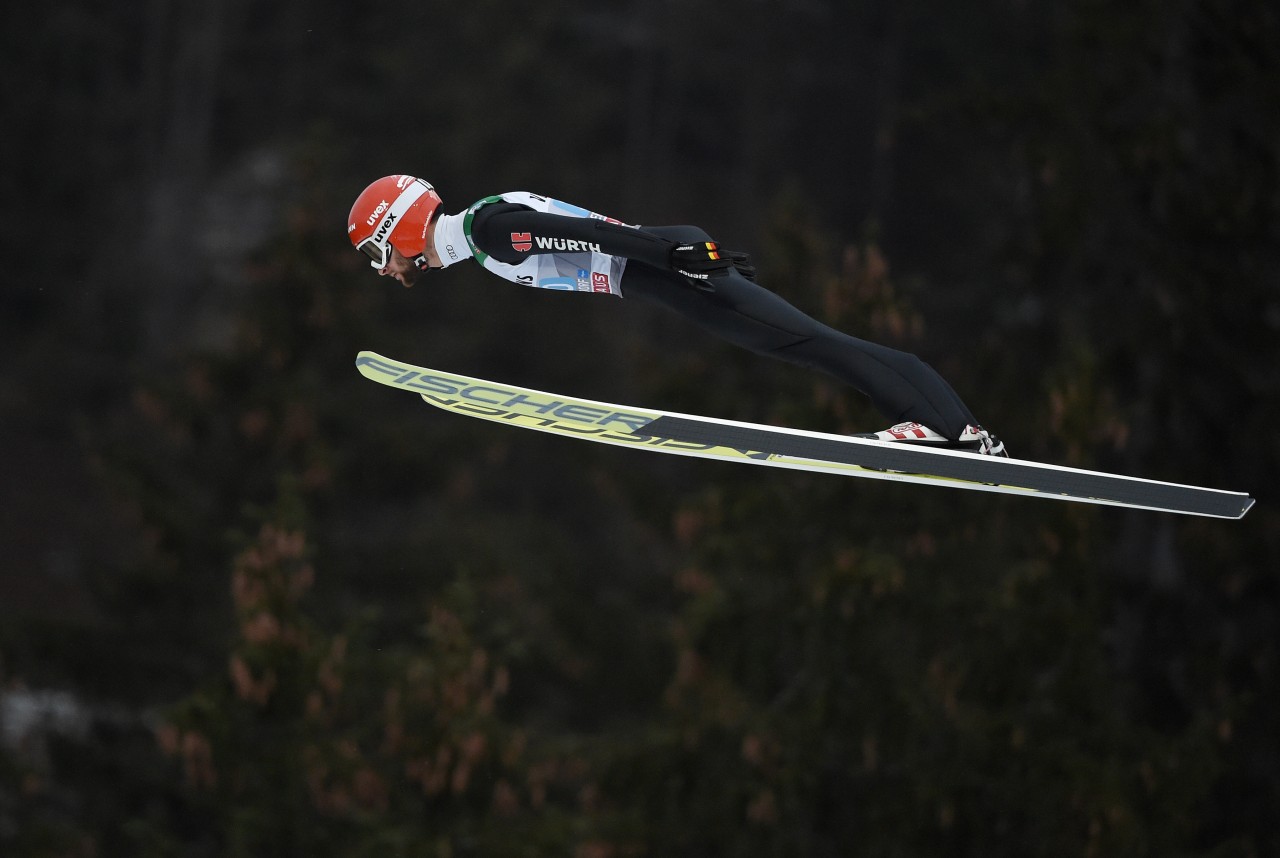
[
  {"xmin": 726, "ymin": 250, "xmax": 756, "ymax": 281},
  {"xmin": 671, "ymin": 241, "xmax": 734, "ymax": 280}
]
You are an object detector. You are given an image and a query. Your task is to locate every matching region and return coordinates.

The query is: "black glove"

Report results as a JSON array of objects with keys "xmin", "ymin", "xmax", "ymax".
[
  {"xmin": 726, "ymin": 250, "xmax": 756, "ymax": 281},
  {"xmin": 671, "ymin": 241, "xmax": 734, "ymax": 280}
]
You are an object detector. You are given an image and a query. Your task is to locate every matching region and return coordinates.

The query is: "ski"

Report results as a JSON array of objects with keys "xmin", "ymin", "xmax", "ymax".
[{"xmin": 356, "ymin": 351, "xmax": 1254, "ymax": 520}]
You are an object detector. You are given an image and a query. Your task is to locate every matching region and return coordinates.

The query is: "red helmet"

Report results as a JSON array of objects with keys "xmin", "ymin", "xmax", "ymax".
[{"xmin": 347, "ymin": 175, "xmax": 443, "ymax": 270}]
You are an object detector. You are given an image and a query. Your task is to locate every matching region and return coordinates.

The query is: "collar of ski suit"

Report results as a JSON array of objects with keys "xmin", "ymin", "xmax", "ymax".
[{"xmin": 431, "ymin": 212, "xmax": 473, "ymax": 269}]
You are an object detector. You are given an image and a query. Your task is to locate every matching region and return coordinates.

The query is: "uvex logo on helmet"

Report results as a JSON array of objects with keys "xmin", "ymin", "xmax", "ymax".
[
  {"xmin": 365, "ymin": 199, "xmax": 391, "ymax": 227},
  {"xmin": 372, "ymin": 212, "xmax": 397, "ymax": 244}
]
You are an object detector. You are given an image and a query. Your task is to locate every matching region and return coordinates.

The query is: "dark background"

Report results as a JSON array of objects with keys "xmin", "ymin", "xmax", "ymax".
[{"xmin": 2, "ymin": 0, "xmax": 1278, "ymax": 855}]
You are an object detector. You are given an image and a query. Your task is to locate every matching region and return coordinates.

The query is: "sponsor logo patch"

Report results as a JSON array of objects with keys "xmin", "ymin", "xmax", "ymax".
[
  {"xmin": 534, "ymin": 236, "xmax": 602, "ymax": 253},
  {"xmin": 511, "ymin": 232, "xmax": 532, "ymax": 252}
]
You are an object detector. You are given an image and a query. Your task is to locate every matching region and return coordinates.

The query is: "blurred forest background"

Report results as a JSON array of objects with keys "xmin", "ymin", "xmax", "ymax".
[{"xmin": 2, "ymin": 0, "xmax": 1278, "ymax": 855}]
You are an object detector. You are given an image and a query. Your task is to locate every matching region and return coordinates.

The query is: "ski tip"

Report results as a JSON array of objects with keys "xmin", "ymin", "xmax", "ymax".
[{"xmin": 1205, "ymin": 493, "xmax": 1255, "ymax": 520}]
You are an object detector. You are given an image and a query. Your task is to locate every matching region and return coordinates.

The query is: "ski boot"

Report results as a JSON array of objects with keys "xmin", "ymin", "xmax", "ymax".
[{"xmin": 874, "ymin": 422, "xmax": 1008, "ymax": 457}]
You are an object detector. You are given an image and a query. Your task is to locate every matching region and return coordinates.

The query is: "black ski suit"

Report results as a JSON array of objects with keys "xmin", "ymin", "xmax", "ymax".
[{"xmin": 467, "ymin": 202, "xmax": 980, "ymax": 440}]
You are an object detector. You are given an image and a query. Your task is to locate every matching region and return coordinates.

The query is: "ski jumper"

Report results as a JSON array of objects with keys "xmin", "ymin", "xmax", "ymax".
[{"xmin": 429, "ymin": 192, "xmax": 980, "ymax": 439}]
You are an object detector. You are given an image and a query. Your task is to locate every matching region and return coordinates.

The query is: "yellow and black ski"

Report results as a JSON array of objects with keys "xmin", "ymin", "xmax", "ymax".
[{"xmin": 356, "ymin": 351, "xmax": 1254, "ymax": 519}]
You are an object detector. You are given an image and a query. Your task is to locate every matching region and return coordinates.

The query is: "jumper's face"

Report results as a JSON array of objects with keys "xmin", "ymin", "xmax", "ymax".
[{"xmin": 377, "ymin": 245, "xmax": 422, "ymax": 288}]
